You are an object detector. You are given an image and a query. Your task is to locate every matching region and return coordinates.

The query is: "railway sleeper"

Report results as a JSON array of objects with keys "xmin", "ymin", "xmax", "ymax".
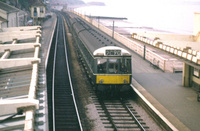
[
  {"xmin": 109, "ymin": 111, "xmax": 130, "ymax": 114},
  {"xmin": 101, "ymin": 117, "xmax": 136, "ymax": 121},
  {"xmin": 107, "ymin": 110, "xmax": 129, "ymax": 114},
  {"xmin": 112, "ymin": 117, "xmax": 134, "ymax": 120},
  {"xmin": 104, "ymin": 103, "xmax": 125, "ymax": 105},
  {"xmin": 114, "ymin": 122, "xmax": 138, "ymax": 125},
  {"xmin": 100, "ymin": 114, "xmax": 131, "ymax": 117},
  {"xmin": 114, "ymin": 121, "xmax": 136, "ymax": 124},
  {"xmin": 116, "ymin": 124, "xmax": 141, "ymax": 128},
  {"xmin": 95, "ymin": 105, "xmax": 103, "ymax": 108},
  {"xmin": 103, "ymin": 100, "xmax": 122, "ymax": 103},
  {"xmin": 110, "ymin": 114, "xmax": 131, "ymax": 117},
  {"xmin": 116, "ymin": 128, "xmax": 145, "ymax": 131},
  {"xmin": 104, "ymin": 125, "xmax": 143, "ymax": 129},
  {"xmin": 101, "ymin": 120, "xmax": 110, "ymax": 123},
  {"xmin": 113, "ymin": 122, "xmax": 139, "ymax": 125},
  {"xmin": 105, "ymin": 128, "xmax": 141, "ymax": 131},
  {"xmin": 143, "ymin": 126, "xmax": 150, "ymax": 129},
  {"xmin": 104, "ymin": 125, "xmax": 115, "ymax": 129},
  {"xmin": 92, "ymin": 96, "xmax": 98, "ymax": 99},
  {"xmin": 138, "ymin": 121, "xmax": 146, "ymax": 124},
  {"xmin": 116, "ymin": 129, "xmax": 142, "ymax": 131},
  {"xmin": 105, "ymin": 106, "xmax": 125, "ymax": 109},
  {"xmin": 107, "ymin": 108, "xmax": 134, "ymax": 111},
  {"xmin": 136, "ymin": 118, "xmax": 144, "ymax": 121},
  {"xmin": 103, "ymin": 102, "xmax": 125, "ymax": 105},
  {"xmin": 103, "ymin": 121, "xmax": 141, "ymax": 126}
]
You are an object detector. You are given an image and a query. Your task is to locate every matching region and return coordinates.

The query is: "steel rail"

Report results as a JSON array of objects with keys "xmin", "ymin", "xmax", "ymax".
[
  {"xmin": 50, "ymin": 12, "xmax": 83, "ymax": 131},
  {"xmin": 62, "ymin": 14, "xmax": 83, "ymax": 131},
  {"xmin": 99, "ymin": 99, "xmax": 118, "ymax": 131},
  {"xmin": 52, "ymin": 16, "xmax": 60, "ymax": 131},
  {"xmin": 121, "ymin": 98, "xmax": 146, "ymax": 131}
]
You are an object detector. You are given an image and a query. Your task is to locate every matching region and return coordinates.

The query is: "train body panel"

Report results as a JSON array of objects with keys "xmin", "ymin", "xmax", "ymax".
[
  {"xmin": 68, "ymin": 12, "xmax": 132, "ymax": 94},
  {"xmin": 96, "ymin": 74, "xmax": 131, "ymax": 84}
]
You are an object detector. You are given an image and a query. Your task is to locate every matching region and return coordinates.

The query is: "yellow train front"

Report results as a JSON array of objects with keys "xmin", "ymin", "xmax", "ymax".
[{"xmin": 93, "ymin": 46, "xmax": 132, "ymax": 95}]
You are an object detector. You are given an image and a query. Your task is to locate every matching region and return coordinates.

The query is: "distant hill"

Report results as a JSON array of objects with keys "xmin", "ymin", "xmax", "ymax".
[
  {"xmin": 57, "ymin": 0, "xmax": 85, "ymax": 5},
  {"xmin": 61, "ymin": 0, "xmax": 105, "ymax": 6},
  {"xmin": 0, "ymin": 0, "xmax": 36, "ymax": 11},
  {"xmin": 86, "ymin": 2, "xmax": 105, "ymax": 6},
  {"xmin": 0, "ymin": 0, "xmax": 85, "ymax": 10}
]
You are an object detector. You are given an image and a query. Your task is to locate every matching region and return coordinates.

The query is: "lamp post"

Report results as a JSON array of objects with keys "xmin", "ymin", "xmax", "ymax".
[{"xmin": 112, "ymin": 21, "xmax": 115, "ymax": 38}]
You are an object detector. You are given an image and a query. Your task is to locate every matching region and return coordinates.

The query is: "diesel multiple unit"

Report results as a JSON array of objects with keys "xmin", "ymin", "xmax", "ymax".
[{"xmin": 69, "ymin": 13, "xmax": 132, "ymax": 95}]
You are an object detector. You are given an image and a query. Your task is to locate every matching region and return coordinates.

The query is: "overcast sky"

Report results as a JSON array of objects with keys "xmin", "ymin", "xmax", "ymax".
[
  {"xmin": 82, "ymin": 0, "xmax": 200, "ymax": 4},
  {"xmin": 78, "ymin": 0, "xmax": 200, "ymax": 34}
]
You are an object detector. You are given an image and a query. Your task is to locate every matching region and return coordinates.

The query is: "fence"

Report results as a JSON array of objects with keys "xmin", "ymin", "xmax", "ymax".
[{"xmin": 73, "ymin": 11, "xmax": 184, "ymax": 72}]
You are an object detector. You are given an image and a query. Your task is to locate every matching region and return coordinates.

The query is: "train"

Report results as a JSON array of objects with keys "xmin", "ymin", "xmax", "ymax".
[{"xmin": 68, "ymin": 12, "xmax": 132, "ymax": 96}]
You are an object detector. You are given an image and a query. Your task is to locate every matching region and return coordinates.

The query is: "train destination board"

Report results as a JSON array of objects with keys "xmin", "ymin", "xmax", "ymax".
[{"xmin": 105, "ymin": 50, "xmax": 121, "ymax": 56}]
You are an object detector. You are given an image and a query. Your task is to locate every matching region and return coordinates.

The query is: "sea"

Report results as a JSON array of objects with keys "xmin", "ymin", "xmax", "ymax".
[{"xmin": 74, "ymin": 0, "xmax": 200, "ymax": 35}]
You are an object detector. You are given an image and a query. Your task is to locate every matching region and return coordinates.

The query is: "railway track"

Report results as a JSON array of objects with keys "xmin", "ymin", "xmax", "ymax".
[
  {"xmin": 46, "ymin": 13, "xmax": 82, "ymax": 131},
  {"xmin": 64, "ymin": 11, "xmax": 155, "ymax": 130},
  {"xmin": 94, "ymin": 97, "xmax": 149, "ymax": 131}
]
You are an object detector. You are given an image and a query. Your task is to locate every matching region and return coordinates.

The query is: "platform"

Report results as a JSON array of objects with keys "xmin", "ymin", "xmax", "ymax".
[
  {"xmin": 0, "ymin": 12, "xmax": 56, "ymax": 130},
  {"xmin": 76, "ymin": 12, "xmax": 200, "ymax": 130},
  {"xmin": 113, "ymin": 23, "xmax": 200, "ymax": 131},
  {"xmin": 130, "ymin": 51, "xmax": 198, "ymax": 130},
  {"xmin": 114, "ymin": 22, "xmax": 200, "ymax": 131}
]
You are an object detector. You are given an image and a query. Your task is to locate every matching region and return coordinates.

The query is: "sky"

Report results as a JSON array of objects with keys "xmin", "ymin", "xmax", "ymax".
[
  {"xmin": 77, "ymin": 0, "xmax": 200, "ymax": 34},
  {"xmin": 83, "ymin": 0, "xmax": 200, "ymax": 5},
  {"xmin": 82, "ymin": 0, "xmax": 200, "ymax": 2},
  {"xmin": 81, "ymin": 0, "xmax": 200, "ymax": 11}
]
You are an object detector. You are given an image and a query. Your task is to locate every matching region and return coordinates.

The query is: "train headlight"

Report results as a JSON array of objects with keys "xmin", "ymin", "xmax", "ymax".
[
  {"xmin": 100, "ymin": 79, "xmax": 103, "ymax": 84},
  {"xmin": 123, "ymin": 79, "xmax": 127, "ymax": 84}
]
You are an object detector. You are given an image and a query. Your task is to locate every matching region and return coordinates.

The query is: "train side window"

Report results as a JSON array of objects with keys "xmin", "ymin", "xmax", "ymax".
[{"xmin": 97, "ymin": 59, "xmax": 107, "ymax": 73}]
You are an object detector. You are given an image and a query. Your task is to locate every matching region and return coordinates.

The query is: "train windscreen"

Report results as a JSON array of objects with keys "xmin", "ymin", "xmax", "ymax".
[{"xmin": 97, "ymin": 58, "xmax": 131, "ymax": 74}]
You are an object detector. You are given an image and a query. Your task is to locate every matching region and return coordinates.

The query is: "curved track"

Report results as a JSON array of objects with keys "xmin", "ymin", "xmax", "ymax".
[{"xmin": 46, "ymin": 12, "xmax": 82, "ymax": 131}]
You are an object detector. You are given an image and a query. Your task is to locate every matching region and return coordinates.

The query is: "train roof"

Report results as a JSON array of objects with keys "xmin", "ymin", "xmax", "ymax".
[
  {"xmin": 70, "ymin": 13, "xmax": 131, "ymax": 55},
  {"xmin": 93, "ymin": 46, "xmax": 131, "ymax": 56}
]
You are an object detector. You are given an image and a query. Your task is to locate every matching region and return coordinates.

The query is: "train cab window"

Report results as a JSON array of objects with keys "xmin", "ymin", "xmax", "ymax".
[
  {"xmin": 108, "ymin": 59, "xmax": 119, "ymax": 74},
  {"xmin": 97, "ymin": 58, "xmax": 131, "ymax": 74},
  {"xmin": 107, "ymin": 58, "xmax": 131, "ymax": 74},
  {"xmin": 119, "ymin": 58, "xmax": 131, "ymax": 74},
  {"xmin": 97, "ymin": 59, "xmax": 107, "ymax": 73}
]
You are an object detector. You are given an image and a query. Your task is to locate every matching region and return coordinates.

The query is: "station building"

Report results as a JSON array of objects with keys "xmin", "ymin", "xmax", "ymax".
[
  {"xmin": 30, "ymin": 0, "xmax": 46, "ymax": 25},
  {"xmin": 0, "ymin": 1, "xmax": 27, "ymax": 29}
]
